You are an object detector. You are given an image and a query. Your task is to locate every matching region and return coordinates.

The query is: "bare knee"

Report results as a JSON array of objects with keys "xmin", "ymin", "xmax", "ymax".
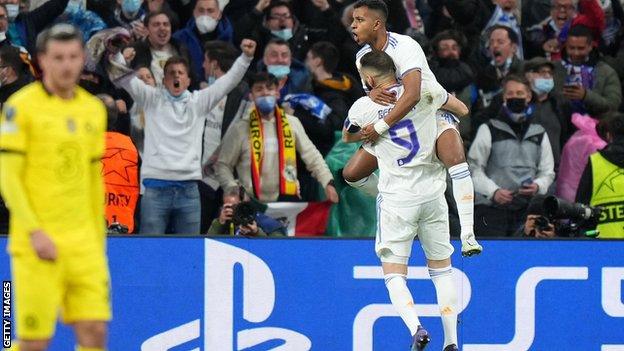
[
  {"xmin": 74, "ymin": 321, "xmax": 107, "ymax": 347},
  {"xmin": 427, "ymin": 257, "xmax": 451, "ymax": 268},
  {"xmin": 437, "ymin": 130, "xmax": 466, "ymax": 168},
  {"xmin": 19, "ymin": 339, "xmax": 51, "ymax": 351}
]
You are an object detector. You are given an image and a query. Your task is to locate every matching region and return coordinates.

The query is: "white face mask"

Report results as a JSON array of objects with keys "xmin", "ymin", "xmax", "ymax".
[
  {"xmin": 0, "ymin": 32, "xmax": 6, "ymax": 42},
  {"xmin": 6, "ymin": 4, "xmax": 19, "ymax": 20},
  {"xmin": 196, "ymin": 15, "xmax": 218, "ymax": 34}
]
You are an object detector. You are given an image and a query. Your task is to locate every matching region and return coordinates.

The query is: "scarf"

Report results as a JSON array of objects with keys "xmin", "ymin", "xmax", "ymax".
[{"xmin": 249, "ymin": 107, "xmax": 297, "ymax": 200}]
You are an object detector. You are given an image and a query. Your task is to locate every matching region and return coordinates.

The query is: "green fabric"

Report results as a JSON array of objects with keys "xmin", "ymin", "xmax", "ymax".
[{"xmin": 321, "ymin": 132, "xmax": 377, "ymax": 237}]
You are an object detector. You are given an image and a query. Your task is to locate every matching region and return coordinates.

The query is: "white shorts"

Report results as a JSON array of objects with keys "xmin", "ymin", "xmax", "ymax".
[
  {"xmin": 375, "ymin": 194, "xmax": 454, "ymax": 263},
  {"xmin": 436, "ymin": 110, "xmax": 460, "ymax": 139}
]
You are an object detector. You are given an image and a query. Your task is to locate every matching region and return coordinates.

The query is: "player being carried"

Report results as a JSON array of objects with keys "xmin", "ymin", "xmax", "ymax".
[
  {"xmin": 346, "ymin": 0, "xmax": 482, "ymax": 256},
  {"xmin": 0, "ymin": 24, "xmax": 110, "ymax": 351},
  {"xmin": 344, "ymin": 50, "xmax": 462, "ymax": 351}
]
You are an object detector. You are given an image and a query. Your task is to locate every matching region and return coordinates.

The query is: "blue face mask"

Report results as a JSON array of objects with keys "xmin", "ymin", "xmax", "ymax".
[
  {"xmin": 255, "ymin": 95, "xmax": 276, "ymax": 115},
  {"xmin": 122, "ymin": 0, "xmax": 142, "ymax": 16},
  {"xmin": 65, "ymin": 0, "xmax": 81, "ymax": 15},
  {"xmin": 5, "ymin": 4, "xmax": 18, "ymax": 21},
  {"xmin": 271, "ymin": 28, "xmax": 293, "ymax": 41},
  {"xmin": 267, "ymin": 64, "xmax": 290, "ymax": 78},
  {"xmin": 532, "ymin": 77, "xmax": 554, "ymax": 95}
]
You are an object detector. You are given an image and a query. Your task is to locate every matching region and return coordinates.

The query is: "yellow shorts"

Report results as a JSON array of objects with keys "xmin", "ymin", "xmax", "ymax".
[{"xmin": 10, "ymin": 250, "xmax": 112, "ymax": 340}]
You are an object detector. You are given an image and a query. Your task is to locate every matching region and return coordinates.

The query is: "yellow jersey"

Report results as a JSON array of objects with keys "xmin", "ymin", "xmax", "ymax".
[{"xmin": 0, "ymin": 82, "xmax": 107, "ymax": 255}]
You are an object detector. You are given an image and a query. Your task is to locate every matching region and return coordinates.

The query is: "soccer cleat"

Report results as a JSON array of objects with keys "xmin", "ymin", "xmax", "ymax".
[
  {"xmin": 410, "ymin": 326, "xmax": 430, "ymax": 351},
  {"xmin": 461, "ymin": 233, "xmax": 483, "ymax": 257},
  {"xmin": 443, "ymin": 344, "xmax": 459, "ymax": 351}
]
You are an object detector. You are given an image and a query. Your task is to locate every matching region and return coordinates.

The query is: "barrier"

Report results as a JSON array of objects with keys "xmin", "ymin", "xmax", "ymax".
[{"xmin": 1, "ymin": 237, "xmax": 623, "ymax": 350}]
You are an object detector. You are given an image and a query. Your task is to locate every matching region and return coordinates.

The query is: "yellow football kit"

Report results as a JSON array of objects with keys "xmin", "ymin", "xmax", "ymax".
[{"xmin": 0, "ymin": 82, "xmax": 111, "ymax": 340}]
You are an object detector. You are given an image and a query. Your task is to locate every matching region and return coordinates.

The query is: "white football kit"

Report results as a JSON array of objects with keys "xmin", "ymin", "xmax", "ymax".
[
  {"xmin": 355, "ymin": 31, "xmax": 459, "ymax": 138},
  {"xmin": 346, "ymin": 82, "xmax": 454, "ymax": 262}
]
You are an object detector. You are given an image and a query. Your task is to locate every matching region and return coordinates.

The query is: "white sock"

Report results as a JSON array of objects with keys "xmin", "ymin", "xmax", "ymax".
[
  {"xmin": 429, "ymin": 266, "xmax": 458, "ymax": 348},
  {"xmin": 384, "ymin": 273, "xmax": 421, "ymax": 336},
  {"xmin": 345, "ymin": 173, "xmax": 379, "ymax": 197},
  {"xmin": 448, "ymin": 162, "xmax": 474, "ymax": 239}
]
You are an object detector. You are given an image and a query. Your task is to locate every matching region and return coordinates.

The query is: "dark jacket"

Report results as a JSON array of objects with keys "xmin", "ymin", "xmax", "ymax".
[
  {"xmin": 221, "ymin": 81, "xmax": 249, "ymax": 137},
  {"xmin": 311, "ymin": 73, "xmax": 364, "ymax": 131},
  {"xmin": 173, "ymin": 16, "xmax": 234, "ymax": 84},
  {"xmin": 10, "ymin": 0, "xmax": 70, "ymax": 55},
  {"xmin": 576, "ymin": 137, "xmax": 624, "ymax": 205}
]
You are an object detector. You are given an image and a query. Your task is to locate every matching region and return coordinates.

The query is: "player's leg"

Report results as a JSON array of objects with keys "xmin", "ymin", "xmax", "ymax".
[
  {"xmin": 63, "ymin": 251, "xmax": 111, "ymax": 351},
  {"xmin": 10, "ymin": 254, "xmax": 62, "ymax": 351},
  {"xmin": 342, "ymin": 147, "xmax": 379, "ymax": 197},
  {"xmin": 73, "ymin": 321, "xmax": 107, "ymax": 350},
  {"xmin": 417, "ymin": 196, "xmax": 459, "ymax": 350},
  {"xmin": 435, "ymin": 114, "xmax": 482, "ymax": 257},
  {"xmin": 375, "ymin": 200, "xmax": 429, "ymax": 350}
]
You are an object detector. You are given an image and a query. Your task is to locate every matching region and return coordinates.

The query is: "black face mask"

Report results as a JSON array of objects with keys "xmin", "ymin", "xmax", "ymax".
[
  {"xmin": 79, "ymin": 79, "xmax": 102, "ymax": 95},
  {"xmin": 505, "ymin": 98, "xmax": 527, "ymax": 113}
]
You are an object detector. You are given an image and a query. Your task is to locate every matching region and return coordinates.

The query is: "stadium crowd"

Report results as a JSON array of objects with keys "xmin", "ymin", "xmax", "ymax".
[{"xmin": 0, "ymin": 0, "xmax": 623, "ymax": 238}]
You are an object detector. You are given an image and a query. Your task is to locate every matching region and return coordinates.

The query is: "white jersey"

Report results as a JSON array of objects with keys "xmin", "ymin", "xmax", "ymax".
[
  {"xmin": 346, "ymin": 82, "xmax": 448, "ymax": 207},
  {"xmin": 355, "ymin": 32, "xmax": 437, "ymax": 91}
]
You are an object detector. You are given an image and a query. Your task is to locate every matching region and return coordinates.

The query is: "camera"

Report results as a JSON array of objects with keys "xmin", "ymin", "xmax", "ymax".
[
  {"xmin": 232, "ymin": 201, "xmax": 257, "ymax": 227},
  {"xmin": 539, "ymin": 196, "xmax": 602, "ymax": 237},
  {"xmin": 107, "ymin": 222, "xmax": 129, "ymax": 234}
]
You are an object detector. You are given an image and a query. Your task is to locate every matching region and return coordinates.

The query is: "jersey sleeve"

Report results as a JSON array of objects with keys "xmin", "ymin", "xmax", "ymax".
[
  {"xmin": 431, "ymin": 81, "xmax": 449, "ymax": 109},
  {"xmin": 394, "ymin": 37, "xmax": 427, "ymax": 78},
  {"xmin": 0, "ymin": 101, "xmax": 28, "ymax": 153}
]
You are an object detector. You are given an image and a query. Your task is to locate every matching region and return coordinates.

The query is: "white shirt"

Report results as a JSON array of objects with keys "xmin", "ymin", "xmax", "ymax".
[
  {"xmin": 346, "ymin": 82, "xmax": 449, "ymax": 207},
  {"xmin": 355, "ymin": 31, "xmax": 436, "ymax": 91}
]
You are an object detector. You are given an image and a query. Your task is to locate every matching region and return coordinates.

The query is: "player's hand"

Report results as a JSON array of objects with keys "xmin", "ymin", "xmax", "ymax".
[
  {"xmin": 369, "ymin": 87, "xmax": 397, "ymax": 106},
  {"xmin": 325, "ymin": 184, "xmax": 339, "ymax": 203},
  {"xmin": 518, "ymin": 182, "xmax": 539, "ymax": 196},
  {"xmin": 255, "ymin": 0, "xmax": 271, "ymax": 12},
  {"xmin": 311, "ymin": 0, "xmax": 330, "ymax": 11},
  {"xmin": 30, "ymin": 230, "xmax": 57, "ymax": 261},
  {"xmin": 563, "ymin": 84, "xmax": 586, "ymax": 100},
  {"xmin": 493, "ymin": 188, "xmax": 513, "ymax": 205},
  {"xmin": 240, "ymin": 39, "xmax": 257, "ymax": 58},
  {"xmin": 239, "ymin": 221, "xmax": 259, "ymax": 236},
  {"xmin": 361, "ymin": 124, "xmax": 380, "ymax": 143},
  {"xmin": 219, "ymin": 204, "xmax": 234, "ymax": 225}
]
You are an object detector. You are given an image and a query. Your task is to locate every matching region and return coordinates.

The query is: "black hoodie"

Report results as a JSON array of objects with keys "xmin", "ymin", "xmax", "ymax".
[{"xmin": 575, "ymin": 137, "xmax": 624, "ymax": 204}]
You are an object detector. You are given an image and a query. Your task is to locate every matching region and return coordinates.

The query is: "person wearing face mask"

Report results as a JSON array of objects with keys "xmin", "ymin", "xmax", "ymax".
[
  {"xmin": 88, "ymin": 0, "xmax": 147, "ymax": 40},
  {"xmin": 554, "ymin": 24, "xmax": 621, "ymax": 120},
  {"xmin": 0, "ymin": 0, "xmax": 70, "ymax": 55},
  {"xmin": 468, "ymin": 75, "xmax": 555, "ymax": 236},
  {"xmin": 232, "ymin": 0, "xmax": 343, "ymax": 62},
  {"xmin": 58, "ymin": 0, "xmax": 107, "ymax": 41},
  {"xmin": 257, "ymin": 38, "xmax": 311, "ymax": 99},
  {"xmin": 216, "ymin": 72, "xmax": 338, "ymax": 204},
  {"xmin": 173, "ymin": 0, "xmax": 234, "ymax": 86},
  {"xmin": 524, "ymin": 57, "xmax": 567, "ymax": 167}
]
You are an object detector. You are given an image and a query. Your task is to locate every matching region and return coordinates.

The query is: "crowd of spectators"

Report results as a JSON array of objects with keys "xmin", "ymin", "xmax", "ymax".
[{"xmin": 0, "ymin": 0, "xmax": 623, "ymax": 237}]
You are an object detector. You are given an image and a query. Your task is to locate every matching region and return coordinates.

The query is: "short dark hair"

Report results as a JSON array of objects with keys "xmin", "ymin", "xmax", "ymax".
[
  {"xmin": 144, "ymin": 10, "xmax": 172, "ymax": 27},
  {"xmin": 360, "ymin": 50, "xmax": 395, "ymax": 76},
  {"xmin": 36, "ymin": 24, "xmax": 84, "ymax": 53},
  {"xmin": 163, "ymin": 56, "xmax": 190, "ymax": 76},
  {"xmin": 266, "ymin": 0, "xmax": 293, "ymax": 17},
  {"xmin": 204, "ymin": 40, "xmax": 239, "ymax": 72},
  {"xmin": 605, "ymin": 113, "xmax": 624, "ymax": 138},
  {"xmin": 0, "ymin": 46, "xmax": 25, "ymax": 77},
  {"xmin": 502, "ymin": 74, "xmax": 531, "ymax": 90},
  {"xmin": 567, "ymin": 24, "xmax": 594, "ymax": 43},
  {"xmin": 488, "ymin": 24, "xmax": 519, "ymax": 45},
  {"xmin": 309, "ymin": 41, "xmax": 339, "ymax": 73},
  {"xmin": 264, "ymin": 38, "xmax": 291, "ymax": 57},
  {"xmin": 353, "ymin": 0, "xmax": 388, "ymax": 21},
  {"xmin": 431, "ymin": 30, "xmax": 465, "ymax": 53},
  {"xmin": 248, "ymin": 71, "xmax": 278, "ymax": 89}
]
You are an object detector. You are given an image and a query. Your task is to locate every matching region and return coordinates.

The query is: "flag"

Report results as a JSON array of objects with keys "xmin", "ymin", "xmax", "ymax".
[{"xmin": 264, "ymin": 201, "xmax": 332, "ymax": 236}]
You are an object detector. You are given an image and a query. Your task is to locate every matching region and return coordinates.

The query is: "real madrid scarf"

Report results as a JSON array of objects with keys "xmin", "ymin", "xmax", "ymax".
[{"xmin": 249, "ymin": 107, "xmax": 297, "ymax": 200}]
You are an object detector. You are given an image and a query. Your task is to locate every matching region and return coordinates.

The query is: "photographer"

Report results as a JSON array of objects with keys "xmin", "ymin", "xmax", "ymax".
[
  {"xmin": 576, "ymin": 113, "xmax": 624, "ymax": 238},
  {"xmin": 207, "ymin": 187, "xmax": 286, "ymax": 236},
  {"xmin": 517, "ymin": 195, "xmax": 557, "ymax": 238}
]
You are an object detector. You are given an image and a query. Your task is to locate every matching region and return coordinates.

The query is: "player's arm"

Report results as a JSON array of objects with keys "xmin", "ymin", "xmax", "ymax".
[
  {"xmin": 90, "ymin": 104, "xmax": 107, "ymax": 236},
  {"xmin": 0, "ymin": 103, "xmax": 41, "ymax": 233},
  {"xmin": 342, "ymin": 117, "xmax": 363, "ymax": 143},
  {"xmin": 441, "ymin": 93, "xmax": 469, "ymax": 118}
]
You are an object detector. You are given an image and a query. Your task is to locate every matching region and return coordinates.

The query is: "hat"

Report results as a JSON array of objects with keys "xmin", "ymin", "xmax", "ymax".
[{"xmin": 524, "ymin": 57, "xmax": 555, "ymax": 73}]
